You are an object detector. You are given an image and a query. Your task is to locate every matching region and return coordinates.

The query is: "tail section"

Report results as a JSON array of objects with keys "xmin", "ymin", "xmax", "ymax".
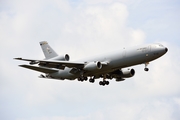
[{"xmin": 40, "ymin": 41, "xmax": 58, "ymax": 59}]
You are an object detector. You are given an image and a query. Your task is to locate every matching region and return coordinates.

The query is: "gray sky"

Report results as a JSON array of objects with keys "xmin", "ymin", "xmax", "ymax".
[{"xmin": 0, "ymin": 0, "xmax": 180, "ymax": 120}]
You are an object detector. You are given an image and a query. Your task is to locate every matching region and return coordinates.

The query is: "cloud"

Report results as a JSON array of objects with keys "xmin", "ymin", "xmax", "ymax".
[
  {"xmin": 16, "ymin": 99, "xmax": 179, "ymax": 120},
  {"xmin": 56, "ymin": 2, "xmax": 146, "ymax": 60},
  {"xmin": 0, "ymin": 1, "xmax": 146, "ymax": 58}
]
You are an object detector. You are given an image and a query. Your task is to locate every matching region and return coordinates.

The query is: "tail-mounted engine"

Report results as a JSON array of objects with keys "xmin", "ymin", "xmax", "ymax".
[
  {"xmin": 51, "ymin": 54, "xmax": 70, "ymax": 61},
  {"xmin": 83, "ymin": 61, "xmax": 102, "ymax": 71}
]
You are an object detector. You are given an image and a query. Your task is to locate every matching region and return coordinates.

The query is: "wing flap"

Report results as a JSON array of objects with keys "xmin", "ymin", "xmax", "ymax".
[{"xmin": 19, "ymin": 65, "xmax": 58, "ymax": 73}]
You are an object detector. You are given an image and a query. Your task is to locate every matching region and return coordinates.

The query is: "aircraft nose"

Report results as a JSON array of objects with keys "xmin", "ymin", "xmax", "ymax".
[{"xmin": 165, "ymin": 47, "xmax": 168, "ymax": 52}]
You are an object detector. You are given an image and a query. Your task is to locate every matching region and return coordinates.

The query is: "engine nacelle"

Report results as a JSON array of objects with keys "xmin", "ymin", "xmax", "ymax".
[
  {"xmin": 83, "ymin": 61, "xmax": 102, "ymax": 71},
  {"xmin": 120, "ymin": 68, "xmax": 135, "ymax": 78},
  {"xmin": 51, "ymin": 54, "xmax": 70, "ymax": 61}
]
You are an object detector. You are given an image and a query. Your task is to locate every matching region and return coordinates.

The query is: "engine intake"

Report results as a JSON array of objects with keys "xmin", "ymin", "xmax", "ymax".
[
  {"xmin": 83, "ymin": 61, "xmax": 102, "ymax": 71},
  {"xmin": 120, "ymin": 68, "xmax": 135, "ymax": 78},
  {"xmin": 112, "ymin": 68, "xmax": 135, "ymax": 81}
]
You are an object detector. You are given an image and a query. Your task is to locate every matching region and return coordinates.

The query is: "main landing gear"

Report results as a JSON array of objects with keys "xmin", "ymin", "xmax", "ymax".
[
  {"xmin": 89, "ymin": 76, "xmax": 110, "ymax": 86},
  {"xmin": 144, "ymin": 62, "xmax": 149, "ymax": 71},
  {"xmin": 78, "ymin": 76, "xmax": 95, "ymax": 83},
  {"xmin": 99, "ymin": 80, "xmax": 109, "ymax": 86},
  {"xmin": 78, "ymin": 74, "xmax": 110, "ymax": 86},
  {"xmin": 77, "ymin": 69, "xmax": 111, "ymax": 86},
  {"xmin": 99, "ymin": 75, "xmax": 110, "ymax": 86},
  {"xmin": 78, "ymin": 76, "xmax": 87, "ymax": 82}
]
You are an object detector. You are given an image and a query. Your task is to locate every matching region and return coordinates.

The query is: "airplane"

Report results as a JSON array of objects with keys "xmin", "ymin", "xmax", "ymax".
[{"xmin": 14, "ymin": 41, "xmax": 168, "ymax": 86}]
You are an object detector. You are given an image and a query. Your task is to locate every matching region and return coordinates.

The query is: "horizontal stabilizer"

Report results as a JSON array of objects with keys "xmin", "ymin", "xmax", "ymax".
[{"xmin": 19, "ymin": 65, "xmax": 58, "ymax": 73}]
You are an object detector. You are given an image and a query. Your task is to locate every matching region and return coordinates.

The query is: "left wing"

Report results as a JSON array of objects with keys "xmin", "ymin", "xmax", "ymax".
[{"xmin": 14, "ymin": 58, "xmax": 85, "ymax": 69}]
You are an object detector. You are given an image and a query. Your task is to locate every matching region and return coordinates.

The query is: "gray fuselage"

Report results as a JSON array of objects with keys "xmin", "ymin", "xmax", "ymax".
[{"xmin": 50, "ymin": 43, "xmax": 168, "ymax": 80}]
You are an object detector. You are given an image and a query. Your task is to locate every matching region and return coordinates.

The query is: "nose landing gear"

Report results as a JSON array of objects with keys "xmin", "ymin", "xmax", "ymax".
[
  {"xmin": 144, "ymin": 62, "xmax": 149, "ymax": 71},
  {"xmin": 144, "ymin": 68, "xmax": 149, "ymax": 71}
]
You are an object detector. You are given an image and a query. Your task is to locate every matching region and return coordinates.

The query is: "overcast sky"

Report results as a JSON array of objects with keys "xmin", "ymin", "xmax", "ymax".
[{"xmin": 0, "ymin": 0, "xmax": 180, "ymax": 120}]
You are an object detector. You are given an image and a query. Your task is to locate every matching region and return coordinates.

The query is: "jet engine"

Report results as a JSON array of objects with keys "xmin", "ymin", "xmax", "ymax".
[
  {"xmin": 83, "ymin": 61, "xmax": 102, "ymax": 71},
  {"xmin": 112, "ymin": 68, "xmax": 135, "ymax": 80},
  {"xmin": 51, "ymin": 54, "xmax": 70, "ymax": 61},
  {"xmin": 120, "ymin": 68, "xmax": 135, "ymax": 78}
]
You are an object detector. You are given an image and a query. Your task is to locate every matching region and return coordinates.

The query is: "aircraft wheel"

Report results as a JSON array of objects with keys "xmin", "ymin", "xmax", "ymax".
[
  {"xmin": 105, "ymin": 81, "xmax": 109, "ymax": 85},
  {"xmin": 144, "ymin": 68, "xmax": 149, "ymax": 71},
  {"xmin": 84, "ymin": 77, "xmax": 88, "ymax": 81},
  {"xmin": 99, "ymin": 81, "xmax": 103, "ymax": 85},
  {"xmin": 99, "ymin": 81, "xmax": 105, "ymax": 86},
  {"xmin": 79, "ymin": 77, "xmax": 84, "ymax": 82},
  {"xmin": 89, "ymin": 78, "xmax": 95, "ymax": 83}
]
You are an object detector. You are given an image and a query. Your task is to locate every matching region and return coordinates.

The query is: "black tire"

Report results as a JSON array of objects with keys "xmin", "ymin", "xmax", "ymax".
[
  {"xmin": 99, "ymin": 81, "xmax": 103, "ymax": 85},
  {"xmin": 80, "ymin": 77, "xmax": 84, "ymax": 82},
  {"xmin": 144, "ymin": 68, "xmax": 149, "ymax": 71},
  {"xmin": 89, "ymin": 78, "xmax": 94, "ymax": 83},
  {"xmin": 84, "ymin": 77, "xmax": 88, "ymax": 81},
  {"xmin": 105, "ymin": 81, "xmax": 109, "ymax": 85}
]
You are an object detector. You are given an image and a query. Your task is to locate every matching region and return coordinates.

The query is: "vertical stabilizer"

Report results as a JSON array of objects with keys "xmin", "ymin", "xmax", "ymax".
[{"xmin": 40, "ymin": 41, "xmax": 58, "ymax": 59}]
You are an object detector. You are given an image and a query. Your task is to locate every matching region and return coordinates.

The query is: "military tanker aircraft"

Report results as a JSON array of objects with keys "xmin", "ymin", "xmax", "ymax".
[{"xmin": 14, "ymin": 41, "xmax": 168, "ymax": 86}]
